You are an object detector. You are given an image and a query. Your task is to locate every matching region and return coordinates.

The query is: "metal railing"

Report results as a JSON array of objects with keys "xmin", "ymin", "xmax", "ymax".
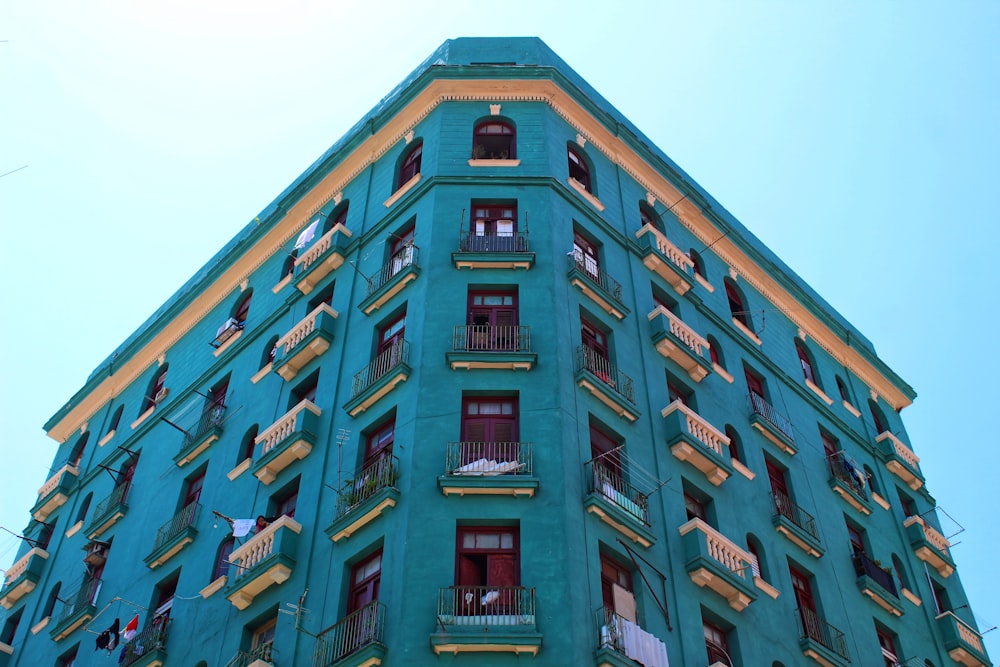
[
  {"xmin": 120, "ymin": 618, "xmax": 170, "ymax": 667},
  {"xmin": 182, "ymin": 403, "xmax": 226, "ymax": 450},
  {"xmin": 350, "ymin": 340, "xmax": 409, "ymax": 399},
  {"xmin": 772, "ymin": 490, "xmax": 819, "ymax": 540},
  {"xmin": 569, "ymin": 254, "xmax": 623, "ymax": 301},
  {"xmin": 749, "ymin": 392, "xmax": 795, "ymax": 442},
  {"xmin": 335, "ymin": 456, "xmax": 399, "ymax": 519},
  {"xmin": 827, "ymin": 454, "xmax": 867, "ymax": 499},
  {"xmin": 458, "ymin": 230, "xmax": 529, "ymax": 253},
  {"xmin": 445, "ymin": 441, "xmax": 532, "ymax": 476},
  {"xmin": 59, "ymin": 576, "xmax": 101, "ymax": 622},
  {"xmin": 366, "ymin": 245, "xmax": 419, "ymax": 297},
  {"xmin": 576, "ymin": 346, "xmax": 636, "ymax": 404},
  {"xmin": 436, "ymin": 586, "xmax": 535, "ymax": 626},
  {"xmin": 587, "ymin": 459, "xmax": 650, "ymax": 525},
  {"xmin": 797, "ymin": 607, "xmax": 850, "ymax": 661},
  {"xmin": 852, "ymin": 552, "xmax": 898, "ymax": 598},
  {"xmin": 595, "ymin": 607, "xmax": 628, "ymax": 654},
  {"xmin": 451, "ymin": 324, "xmax": 531, "ymax": 353},
  {"xmin": 93, "ymin": 483, "xmax": 131, "ymax": 523},
  {"xmin": 226, "ymin": 641, "xmax": 273, "ymax": 667},
  {"xmin": 151, "ymin": 502, "xmax": 200, "ymax": 552},
  {"xmin": 312, "ymin": 600, "xmax": 385, "ymax": 667}
]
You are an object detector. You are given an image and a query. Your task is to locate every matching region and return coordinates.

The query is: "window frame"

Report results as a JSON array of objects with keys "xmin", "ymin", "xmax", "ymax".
[
  {"xmin": 397, "ymin": 143, "xmax": 423, "ymax": 188},
  {"xmin": 348, "ymin": 551, "xmax": 382, "ymax": 614},
  {"xmin": 472, "ymin": 120, "xmax": 515, "ymax": 159},
  {"xmin": 567, "ymin": 145, "xmax": 592, "ymax": 193}
]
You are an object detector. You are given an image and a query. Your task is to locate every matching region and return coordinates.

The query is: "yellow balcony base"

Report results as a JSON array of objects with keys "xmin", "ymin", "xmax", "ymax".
[
  {"xmin": 276, "ymin": 338, "xmax": 332, "ymax": 381},
  {"xmin": 670, "ymin": 442, "xmax": 729, "ymax": 486},
  {"xmin": 585, "ymin": 504, "xmax": 652, "ymax": 548},
  {"xmin": 329, "ymin": 497, "xmax": 397, "ymax": 543},
  {"xmin": 570, "ymin": 277, "xmax": 627, "ymax": 320},
  {"xmin": 227, "ymin": 563, "xmax": 293, "ymax": 610},
  {"xmin": 688, "ymin": 567, "xmax": 753, "ymax": 612},
  {"xmin": 577, "ymin": 378, "xmax": 639, "ymax": 422},
  {"xmin": 362, "ymin": 274, "xmax": 417, "ymax": 315},
  {"xmin": 751, "ymin": 421, "xmax": 796, "ymax": 456},
  {"xmin": 146, "ymin": 536, "xmax": 194, "ymax": 569},
  {"xmin": 175, "ymin": 432, "xmax": 220, "ymax": 468},
  {"xmin": 254, "ymin": 441, "xmax": 313, "ymax": 485},
  {"xmin": 346, "ymin": 372, "xmax": 409, "ymax": 417}
]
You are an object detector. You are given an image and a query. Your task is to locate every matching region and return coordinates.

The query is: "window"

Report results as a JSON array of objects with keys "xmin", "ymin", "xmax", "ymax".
[
  {"xmin": 182, "ymin": 469, "xmax": 205, "ymax": 509},
  {"xmin": 703, "ymin": 618, "xmax": 732, "ymax": 666},
  {"xmin": 141, "ymin": 366, "xmax": 169, "ymax": 414},
  {"xmin": 725, "ymin": 279, "xmax": 752, "ymax": 331},
  {"xmin": 897, "ymin": 489, "xmax": 916, "ymax": 519},
  {"xmin": 581, "ymin": 315, "xmax": 609, "ymax": 364},
  {"xmin": 260, "ymin": 335, "xmax": 279, "ymax": 370},
  {"xmin": 75, "ymin": 493, "xmax": 93, "ymax": 526},
  {"xmin": 790, "ymin": 566, "xmax": 822, "ymax": 644},
  {"xmin": 212, "ymin": 538, "xmax": 235, "ymax": 581},
  {"xmin": 251, "ymin": 617, "xmax": 277, "ymax": 659},
  {"xmin": 233, "ymin": 290, "xmax": 253, "ymax": 325},
  {"xmin": 794, "ymin": 339, "xmax": 818, "ymax": 385},
  {"xmin": 689, "ymin": 248, "xmax": 706, "ymax": 278},
  {"xmin": 307, "ymin": 281, "xmax": 335, "ymax": 312},
  {"xmin": 876, "ymin": 625, "xmax": 900, "ymax": 667},
  {"xmin": 57, "ymin": 646, "xmax": 78, "ymax": 667},
  {"xmin": 667, "ymin": 376, "xmax": 692, "ymax": 407},
  {"xmin": 378, "ymin": 311, "xmax": 406, "ymax": 357},
  {"xmin": 864, "ymin": 465, "xmax": 880, "ymax": 496},
  {"xmin": 600, "ymin": 553, "xmax": 636, "ymax": 622},
  {"xmin": 463, "ymin": 397, "xmax": 518, "ymax": 460},
  {"xmin": 270, "ymin": 480, "xmax": 299, "ymax": 520},
  {"xmin": 324, "ymin": 203, "xmax": 349, "ymax": 233},
  {"xmin": 117, "ymin": 455, "xmax": 139, "ymax": 504},
  {"xmin": 766, "ymin": 459, "xmax": 789, "ymax": 497},
  {"xmin": 651, "ymin": 286, "xmax": 676, "ymax": 314},
  {"xmin": 746, "ymin": 535, "xmax": 767, "ymax": 581},
  {"xmin": 869, "ymin": 400, "xmax": 888, "ymax": 434},
  {"xmin": 69, "ymin": 432, "xmax": 89, "ymax": 468},
  {"xmin": 1, "ymin": 608, "xmax": 22, "ymax": 645},
  {"xmin": 744, "ymin": 367, "xmax": 766, "ymax": 402},
  {"xmin": 397, "ymin": 143, "xmax": 422, "ymax": 188},
  {"xmin": 724, "ymin": 425, "xmax": 742, "ymax": 463},
  {"xmin": 107, "ymin": 405, "xmax": 124, "ymax": 437},
  {"xmin": 365, "ymin": 416, "xmax": 395, "ymax": 468},
  {"xmin": 290, "ymin": 372, "xmax": 318, "ymax": 408},
  {"xmin": 43, "ymin": 582, "xmax": 62, "ymax": 619},
  {"xmin": 684, "ymin": 490, "xmax": 708, "ymax": 522},
  {"xmin": 821, "ymin": 430, "xmax": 839, "ymax": 459},
  {"xmin": 573, "ymin": 231, "xmax": 600, "ymax": 278},
  {"xmin": 152, "ymin": 575, "xmax": 177, "ymax": 624},
  {"xmin": 349, "ymin": 551, "xmax": 382, "ymax": 613},
  {"xmin": 891, "ymin": 554, "xmax": 910, "ymax": 591},
  {"xmin": 468, "ymin": 289, "xmax": 518, "ymax": 350},
  {"xmin": 239, "ymin": 425, "xmax": 259, "ymax": 464},
  {"xmin": 386, "ymin": 226, "xmax": 415, "ymax": 278},
  {"xmin": 567, "ymin": 145, "xmax": 592, "ymax": 193},
  {"xmin": 707, "ymin": 335, "xmax": 725, "ymax": 369},
  {"xmin": 638, "ymin": 203, "xmax": 662, "ymax": 232},
  {"xmin": 835, "ymin": 376, "xmax": 851, "ymax": 403},
  {"xmin": 846, "ymin": 520, "xmax": 867, "ymax": 557},
  {"xmin": 456, "ymin": 527, "xmax": 519, "ymax": 613},
  {"xmin": 472, "ymin": 120, "xmax": 515, "ymax": 159},
  {"xmin": 931, "ymin": 579, "xmax": 951, "ymax": 614},
  {"xmin": 468, "ymin": 203, "xmax": 518, "ymax": 252}
]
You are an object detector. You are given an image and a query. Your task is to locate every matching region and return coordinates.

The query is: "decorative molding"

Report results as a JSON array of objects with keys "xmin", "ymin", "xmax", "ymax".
[
  {"xmin": 489, "ymin": 104, "xmax": 501, "ymax": 116},
  {"xmin": 157, "ymin": 354, "xmax": 166, "ymax": 367},
  {"xmin": 239, "ymin": 279, "xmax": 249, "ymax": 292},
  {"xmin": 404, "ymin": 130, "xmax": 415, "ymax": 144},
  {"xmin": 729, "ymin": 266, "xmax": 738, "ymax": 280},
  {"xmin": 575, "ymin": 133, "xmax": 587, "ymax": 148},
  {"xmin": 646, "ymin": 192, "xmax": 656, "ymax": 207},
  {"xmin": 333, "ymin": 191, "xmax": 343, "ymax": 206},
  {"xmin": 797, "ymin": 328, "xmax": 807, "ymax": 340},
  {"xmin": 80, "ymin": 422, "xmax": 88, "ymax": 434}
]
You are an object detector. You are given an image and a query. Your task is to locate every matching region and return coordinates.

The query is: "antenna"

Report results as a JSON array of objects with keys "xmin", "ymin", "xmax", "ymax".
[{"xmin": 280, "ymin": 588, "xmax": 316, "ymax": 637}]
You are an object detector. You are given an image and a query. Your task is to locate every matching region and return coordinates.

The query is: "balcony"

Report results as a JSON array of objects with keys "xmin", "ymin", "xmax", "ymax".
[
  {"xmin": 446, "ymin": 325, "xmax": 536, "ymax": 371},
  {"xmin": 358, "ymin": 245, "xmax": 420, "ymax": 315},
  {"xmin": 567, "ymin": 255, "xmax": 629, "ymax": 321},
  {"xmin": 174, "ymin": 403, "xmax": 226, "ymax": 467},
  {"xmin": 452, "ymin": 230, "xmax": 535, "ymax": 270},
  {"xmin": 430, "ymin": 586, "xmax": 542, "ymax": 656},
  {"xmin": 648, "ymin": 307, "xmax": 711, "ymax": 382},
  {"xmin": 594, "ymin": 608, "xmax": 669, "ymax": 667},
  {"xmin": 852, "ymin": 552, "xmax": 903, "ymax": 617},
  {"xmin": 226, "ymin": 515, "xmax": 302, "ymax": 610},
  {"xmin": 575, "ymin": 346, "xmax": 639, "ymax": 422},
  {"xmin": 772, "ymin": 490, "xmax": 824, "ymax": 558},
  {"xmin": 679, "ymin": 518, "xmax": 757, "ymax": 611},
  {"xmin": 748, "ymin": 392, "xmax": 796, "ymax": 455},
  {"xmin": 662, "ymin": 400, "xmax": 733, "ymax": 486},
  {"xmin": 344, "ymin": 340, "xmax": 410, "ymax": 417},
  {"xmin": 294, "ymin": 223, "xmax": 351, "ymax": 295},
  {"xmin": 50, "ymin": 576, "xmax": 101, "ymax": 641},
  {"xmin": 0, "ymin": 547, "xmax": 48, "ymax": 609},
  {"xmin": 904, "ymin": 515, "xmax": 955, "ymax": 577},
  {"xmin": 797, "ymin": 607, "xmax": 850, "ymax": 667},
  {"xmin": 86, "ymin": 483, "xmax": 131, "ymax": 539},
  {"xmin": 32, "ymin": 464, "xmax": 79, "ymax": 522},
  {"xmin": 875, "ymin": 431, "xmax": 924, "ymax": 491},
  {"xmin": 119, "ymin": 618, "xmax": 170, "ymax": 667},
  {"xmin": 438, "ymin": 441, "xmax": 537, "ymax": 497},
  {"xmin": 936, "ymin": 611, "xmax": 992, "ymax": 667},
  {"xmin": 251, "ymin": 400, "xmax": 322, "ymax": 485},
  {"xmin": 312, "ymin": 601, "xmax": 387, "ymax": 667},
  {"xmin": 225, "ymin": 642, "xmax": 273, "ymax": 667},
  {"xmin": 273, "ymin": 303, "xmax": 338, "ymax": 381},
  {"xmin": 144, "ymin": 502, "xmax": 200, "ymax": 569},
  {"xmin": 635, "ymin": 223, "xmax": 694, "ymax": 295},
  {"xmin": 326, "ymin": 456, "xmax": 400, "ymax": 543},
  {"xmin": 826, "ymin": 454, "xmax": 871, "ymax": 515},
  {"xmin": 584, "ymin": 459, "xmax": 655, "ymax": 548}
]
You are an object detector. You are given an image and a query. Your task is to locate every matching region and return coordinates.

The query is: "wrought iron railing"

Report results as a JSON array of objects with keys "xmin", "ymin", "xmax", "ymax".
[
  {"xmin": 93, "ymin": 482, "xmax": 131, "ymax": 523},
  {"xmin": 436, "ymin": 586, "xmax": 535, "ymax": 626},
  {"xmin": 852, "ymin": 552, "xmax": 898, "ymax": 598},
  {"xmin": 335, "ymin": 456, "xmax": 399, "ymax": 519},
  {"xmin": 749, "ymin": 392, "xmax": 795, "ymax": 442},
  {"xmin": 451, "ymin": 325, "xmax": 531, "ymax": 353},
  {"xmin": 587, "ymin": 459, "xmax": 649, "ymax": 525},
  {"xmin": 312, "ymin": 600, "xmax": 385, "ymax": 667},
  {"xmin": 151, "ymin": 502, "xmax": 200, "ymax": 552},
  {"xmin": 226, "ymin": 641, "xmax": 273, "ymax": 667},
  {"xmin": 569, "ymin": 254, "xmax": 623, "ymax": 301},
  {"xmin": 827, "ymin": 454, "xmax": 867, "ymax": 499},
  {"xmin": 350, "ymin": 340, "xmax": 409, "ymax": 398},
  {"xmin": 120, "ymin": 618, "xmax": 170, "ymax": 667},
  {"xmin": 444, "ymin": 441, "xmax": 532, "ymax": 476},
  {"xmin": 797, "ymin": 607, "xmax": 850, "ymax": 661},
  {"xmin": 182, "ymin": 403, "xmax": 225, "ymax": 450},
  {"xmin": 366, "ymin": 245, "xmax": 419, "ymax": 297},
  {"xmin": 576, "ymin": 346, "xmax": 636, "ymax": 404},
  {"xmin": 595, "ymin": 607, "xmax": 628, "ymax": 654},
  {"xmin": 59, "ymin": 575, "xmax": 101, "ymax": 622},
  {"xmin": 458, "ymin": 230, "xmax": 529, "ymax": 253},
  {"xmin": 772, "ymin": 490, "xmax": 819, "ymax": 540}
]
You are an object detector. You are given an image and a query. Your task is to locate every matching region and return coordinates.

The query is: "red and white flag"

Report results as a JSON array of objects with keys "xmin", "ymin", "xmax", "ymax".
[{"xmin": 121, "ymin": 614, "xmax": 139, "ymax": 642}]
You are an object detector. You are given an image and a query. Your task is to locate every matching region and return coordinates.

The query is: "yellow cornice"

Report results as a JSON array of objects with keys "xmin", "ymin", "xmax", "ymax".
[{"xmin": 48, "ymin": 77, "xmax": 908, "ymax": 442}]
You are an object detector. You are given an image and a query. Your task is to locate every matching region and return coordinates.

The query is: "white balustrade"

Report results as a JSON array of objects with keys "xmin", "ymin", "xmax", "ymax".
[
  {"xmin": 663, "ymin": 400, "xmax": 730, "ymax": 457},
  {"xmin": 877, "ymin": 431, "xmax": 920, "ymax": 469},
  {"xmin": 680, "ymin": 518, "xmax": 751, "ymax": 579},
  {"xmin": 648, "ymin": 306, "xmax": 708, "ymax": 356},
  {"xmin": 229, "ymin": 516, "xmax": 302, "ymax": 580},
  {"xmin": 256, "ymin": 400, "xmax": 322, "ymax": 456},
  {"xmin": 277, "ymin": 304, "xmax": 338, "ymax": 354},
  {"xmin": 905, "ymin": 515, "xmax": 951, "ymax": 553},
  {"xmin": 37, "ymin": 465, "xmax": 77, "ymax": 498},
  {"xmin": 3, "ymin": 548, "xmax": 47, "ymax": 585},
  {"xmin": 638, "ymin": 224, "xmax": 694, "ymax": 272},
  {"xmin": 295, "ymin": 224, "xmax": 350, "ymax": 271}
]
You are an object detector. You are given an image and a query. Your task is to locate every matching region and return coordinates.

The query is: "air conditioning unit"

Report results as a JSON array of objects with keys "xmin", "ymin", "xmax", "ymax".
[
  {"xmin": 83, "ymin": 540, "xmax": 110, "ymax": 566},
  {"xmin": 154, "ymin": 387, "xmax": 169, "ymax": 403}
]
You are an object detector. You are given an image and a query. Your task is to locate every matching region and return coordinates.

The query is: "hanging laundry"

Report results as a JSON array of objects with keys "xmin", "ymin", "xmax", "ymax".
[
  {"xmin": 232, "ymin": 518, "xmax": 256, "ymax": 538},
  {"xmin": 106, "ymin": 617, "xmax": 120, "ymax": 653},
  {"xmin": 294, "ymin": 220, "xmax": 320, "ymax": 249},
  {"xmin": 96, "ymin": 630, "xmax": 110, "ymax": 651},
  {"xmin": 121, "ymin": 614, "xmax": 139, "ymax": 642}
]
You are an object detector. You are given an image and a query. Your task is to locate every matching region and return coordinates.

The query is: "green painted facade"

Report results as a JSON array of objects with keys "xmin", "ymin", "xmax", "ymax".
[{"xmin": 0, "ymin": 38, "xmax": 990, "ymax": 667}]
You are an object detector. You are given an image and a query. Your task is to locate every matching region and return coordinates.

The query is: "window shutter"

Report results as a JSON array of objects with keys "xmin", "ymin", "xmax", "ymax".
[
  {"xmin": 488, "ymin": 554, "xmax": 517, "ymax": 587},
  {"xmin": 464, "ymin": 419, "xmax": 487, "ymax": 443}
]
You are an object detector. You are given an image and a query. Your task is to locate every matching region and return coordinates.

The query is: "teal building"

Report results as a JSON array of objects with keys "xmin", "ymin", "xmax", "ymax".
[{"xmin": 0, "ymin": 38, "xmax": 991, "ymax": 667}]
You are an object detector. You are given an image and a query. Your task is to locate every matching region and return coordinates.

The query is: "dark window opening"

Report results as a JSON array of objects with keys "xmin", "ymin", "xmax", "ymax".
[{"xmin": 472, "ymin": 121, "xmax": 515, "ymax": 159}]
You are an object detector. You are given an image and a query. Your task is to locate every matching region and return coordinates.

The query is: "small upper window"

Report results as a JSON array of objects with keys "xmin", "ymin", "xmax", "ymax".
[
  {"xmin": 725, "ymin": 279, "xmax": 753, "ymax": 331},
  {"xmin": 69, "ymin": 432, "xmax": 89, "ymax": 468},
  {"xmin": 472, "ymin": 121, "xmax": 515, "ymax": 159},
  {"xmin": 567, "ymin": 146, "xmax": 592, "ymax": 193},
  {"xmin": 107, "ymin": 405, "xmax": 124, "ymax": 436},
  {"xmin": 233, "ymin": 290, "xmax": 253, "ymax": 325},
  {"xmin": 689, "ymin": 248, "xmax": 706, "ymax": 278},
  {"xmin": 142, "ymin": 365, "xmax": 169, "ymax": 414},
  {"xmin": 638, "ymin": 203, "xmax": 662, "ymax": 232},
  {"xmin": 398, "ymin": 143, "xmax": 423, "ymax": 188},
  {"xmin": 794, "ymin": 339, "xmax": 818, "ymax": 386},
  {"xmin": 325, "ymin": 203, "xmax": 349, "ymax": 233},
  {"xmin": 707, "ymin": 335, "xmax": 725, "ymax": 369},
  {"xmin": 835, "ymin": 376, "xmax": 851, "ymax": 403},
  {"xmin": 869, "ymin": 400, "xmax": 888, "ymax": 434}
]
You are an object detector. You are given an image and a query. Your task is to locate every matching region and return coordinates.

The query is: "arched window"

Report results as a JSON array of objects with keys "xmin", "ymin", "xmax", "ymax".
[
  {"xmin": 868, "ymin": 400, "xmax": 888, "ymax": 434},
  {"xmin": 261, "ymin": 335, "xmax": 280, "ymax": 370},
  {"xmin": 707, "ymin": 335, "xmax": 726, "ymax": 370},
  {"xmin": 567, "ymin": 145, "xmax": 593, "ymax": 193},
  {"xmin": 239, "ymin": 425, "xmax": 259, "ymax": 464},
  {"xmin": 324, "ymin": 202, "xmax": 349, "ymax": 233},
  {"xmin": 891, "ymin": 554, "xmax": 910, "ymax": 591},
  {"xmin": 43, "ymin": 582, "xmax": 61, "ymax": 618},
  {"xmin": 472, "ymin": 120, "xmax": 515, "ymax": 159},
  {"xmin": 724, "ymin": 279, "xmax": 753, "ymax": 331},
  {"xmin": 141, "ymin": 365, "xmax": 169, "ymax": 414},
  {"xmin": 724, "ymin": 425, "xmax": 743, "ymax": 463},
  {"xmin": 281, "ymin": 248, "xmax": 298, "ymax": 279},
  {"xmin": 863, "ymin": 465, "xmax": 880, "ymax": 496},
  {"xmin": 835, "ymin": 376, "xmax": 850, "ymax": 403},
  {"xmin": 689, "ymin": 248, "xmax": 706, "ymax": 278},
  {"xmin": 639, "ymin": 203, "xmax": 662, "ymax": 232},
  {"xmin": 746, "ymin": 534, "xmax": 768, "ymax": 581},
  {"xmin": 107, "ymin": 405, "xmax": 124, "ymax": 437},
  {"xmin": 794, "ymin": 339, "xmax": 819, "ymax": 386},
  {"xmin": 212, "ymin": 538, "xmax": 236, "ymax": 582},
  {"xmin": 398, "ymin": 142, "xmax": 422, "ymax": 188},
  {"xmin": 69, "ymin": 432, "xmax": 89, "ymax": 468},
  {"xmin": 76, "ymin": 492, "xmax": 93, "ymax": 525},
  {"xmin": 232, "ymin": 290, "xmax": 253, "ymax": 326}
]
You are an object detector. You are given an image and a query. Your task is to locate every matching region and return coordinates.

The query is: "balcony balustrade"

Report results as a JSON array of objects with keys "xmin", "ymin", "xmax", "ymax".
[
  {"xmin": 648, "ymin": 306, "xmax": 711, "ymax": 382},
  {"xmin": 903, "ymin": 515, "xmax": 955, "ymax": 577},
  {"xmin": 86, "ymin": 482, "xmax": 131, "ymax": 539},
  {"xmin": 748, "ymin": 392, "xmax": 796, "ymax": 455},
  {"xmin": 344, "ymin": 339, "xmax": 410, "ymax": 417},
  {"xmin": 797, "ymin": 606, "xmax": 850, "ymax": 666},
  {"xmin": 826, "ymin": 454, "xmax": 871, "ymax": 515},
  {"xmin": 635, "ymin": 223, "xmax": 695, "ymax": 295},
  {"xmin": 446, "ymin": 324, "xmax": 536, "ymax": 370},
  {"xmin": 359, "ymin": 245, "xmax": 420, "ymax": 314},
  {"xmin": 662, "ymin": 399, "xmax": 732, "ymax": 486},
  {"xmin": 50, "ymin": 576, "xmax": 101, "ymax": 641},
  {"xmin": 119, "ymin": 617, "xmax": 170, "ymax": 667},
  {"xmin": 679, "ymin": 518, "xmax": 757, "ymax": 611},
  {"xmin": 575, "ymin": 346, "xmax": 639, "ymax": 422},
  {"xmin": 0, "ymin": 547, "xmax": 48, "ymax": 609},
  {"xmin": 312, "ymin": 600, "xmax": 387, "ymax": 667},
  {"xmin": 438, "ymin": 441, "xmax": 537, "ymax": 497},
  {"xmin": 225, "ymin": 642, "xmax": 273, "ymax": 667},
  {"xmin": 430, "ymin": 585, "xmax": 542, "ymax": 655},
  {"xmin": 226, "ymin": 515, "xmax": 302, "ymax": 610},
  {"xmin": 852, "ymin": 552, "xmax": 902, "ymax": 616},
  {"xmin": 875, "ymin": 431, "xmax": 924, "ymax": 491},
  {"xmin": 567, "ymin": 255, "xmax": 629, "ymax": 320},
  {"xmin": 32, "ymin": 464, "xmax": 79, "ymax": 522},
  {"xmin": 144, "ymin": 502, "xmax": 200, "ymax": 569},
  {"xmin": 584, "ymin": 459, "xmax": 655, "ymax": 548},
  {"xmin": 326, "ymin": 455, "xmax": 400, "ymax": 542},
  {"xmin": 772, "ymin": 490, "xmax": 824, "ymax": 558},
  {"xmin": 175, "ymin": 403, "xmax": 226, "ymax": 467},
  {"xmin": 594, "ymin": 607, "xmax": 669, "ymax": 667},
  {"xmin": 294, "ymin": 223, "xmax": 351, "ymax": 295},
  {"xmin": 273, "ymin": 303, "xmax": 338, "ymax": 381},
  {"xmin": 452, "ymin": 230, "xmax": 535, "ymax": 270},
  {"xmin": 251, "ymin": 400, "xmax": 321, "ymax": 485},
  {"xmin": 935, "ymin": 611, "xmax": 992, "ymax": 667}
]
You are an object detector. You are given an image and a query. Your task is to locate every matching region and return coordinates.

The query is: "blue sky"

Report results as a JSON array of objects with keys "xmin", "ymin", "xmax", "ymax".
[{"xmin": 2, "ymin": 1, "xmax": 997, "ymax": 659}]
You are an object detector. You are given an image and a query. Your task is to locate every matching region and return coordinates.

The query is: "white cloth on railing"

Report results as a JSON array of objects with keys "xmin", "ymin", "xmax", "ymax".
[
  {"xmin": 620, "ymin": 618, "xmax": 669, "ymax": 667},
  {"xmin": 294, "ymin": 220, "xmax": 319, "ymax": 249},
  {"xmin": 232, "ymin": 519, "xmax": 255, "ymax": 538},
  {"xmin": 481, "ymin": 590, "xmax": 500, "ymax": 605}
]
